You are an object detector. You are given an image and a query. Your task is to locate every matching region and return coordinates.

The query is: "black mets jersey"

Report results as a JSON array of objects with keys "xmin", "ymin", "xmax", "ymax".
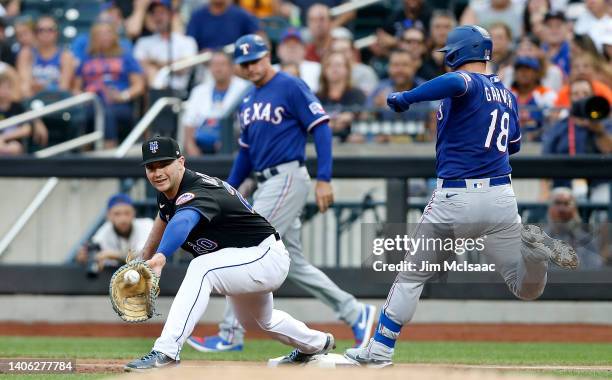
[{"xmin": 157, "ymin": 169, "xmax": 276, "ymax": 256}]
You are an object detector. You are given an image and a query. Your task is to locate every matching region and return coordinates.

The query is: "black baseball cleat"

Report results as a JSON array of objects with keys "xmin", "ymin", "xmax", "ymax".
[
  {"xmin": 277, "ymin": 333, "xmax": 335, "ymax": 365},
  {"xmin": 124, "ymin": 350, "xmax": 179, "ymax": 372}
]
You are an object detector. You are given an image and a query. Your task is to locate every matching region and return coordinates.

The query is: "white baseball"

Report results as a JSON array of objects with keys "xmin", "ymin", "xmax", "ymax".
[{"xmin": 124, "ymin": 269, "xmax": 140, "ymax": 285}]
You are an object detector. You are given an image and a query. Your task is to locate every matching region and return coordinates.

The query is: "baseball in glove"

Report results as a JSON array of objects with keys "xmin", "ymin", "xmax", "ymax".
[{"xmin": 109, "ymin": 253, "xmax": 160, "ymax": 323}]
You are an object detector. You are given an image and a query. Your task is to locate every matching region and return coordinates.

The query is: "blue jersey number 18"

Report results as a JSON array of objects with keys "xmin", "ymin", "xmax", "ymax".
[{"xmin": 484, "ymin": 109, "xmax": 509, "ymax": 152}]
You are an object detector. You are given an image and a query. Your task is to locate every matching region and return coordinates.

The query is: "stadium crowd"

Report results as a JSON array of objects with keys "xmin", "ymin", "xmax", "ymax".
[{"xmin": 0, "ymin": 0, "xmax": 608, "ymax": 152}]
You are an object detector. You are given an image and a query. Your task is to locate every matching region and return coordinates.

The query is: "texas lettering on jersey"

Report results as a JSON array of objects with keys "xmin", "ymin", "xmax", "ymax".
[{"xmin": 241, "ymin": 102, "xmax": 284, "ymax": 125}]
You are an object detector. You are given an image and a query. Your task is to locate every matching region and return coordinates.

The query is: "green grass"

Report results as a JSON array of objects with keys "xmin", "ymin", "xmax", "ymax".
[
  {"xmin": 0, "ymin": 337, "xmax": 611, "ymax": 379},
  {"xmin": 1, "ymin": 337, "xmax": 611, "ymax": 366}
]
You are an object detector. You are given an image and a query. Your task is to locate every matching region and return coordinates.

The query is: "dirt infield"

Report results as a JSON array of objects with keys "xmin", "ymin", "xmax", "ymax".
[
  {"xmin": 72, "ymin": 361, "xmax": 612, "ymax": 380},
  {"xmin": 1, "ymin": 322, "xmax": 612, "ymax": 342}
]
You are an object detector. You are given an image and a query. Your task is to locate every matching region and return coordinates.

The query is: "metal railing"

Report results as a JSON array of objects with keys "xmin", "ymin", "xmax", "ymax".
[
  {"xmin": 0, "ymin": 92, "xmax": 105, "ymax": 150},
  {"xmin": 0, "ymin": 97, "xmax": 183, "ymax": 259},
  {"xmin": 330, "ymin": 0, "xmax": 382, "ymax": 17}
]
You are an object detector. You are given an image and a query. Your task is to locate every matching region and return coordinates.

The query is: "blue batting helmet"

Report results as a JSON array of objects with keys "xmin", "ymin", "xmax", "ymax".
[
  {"xmin": 234, "ymin": 34, "xmax": 269, "ymax": 64},
  {"xmin": 437, "ymin": 25, "xmax": 492, "ymax": 69}
]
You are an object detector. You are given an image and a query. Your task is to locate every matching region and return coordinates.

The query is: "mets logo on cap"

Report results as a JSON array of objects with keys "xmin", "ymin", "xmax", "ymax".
[{"xmin": 149, "ymin": 141, "xmax": 159, "ymax": 153}]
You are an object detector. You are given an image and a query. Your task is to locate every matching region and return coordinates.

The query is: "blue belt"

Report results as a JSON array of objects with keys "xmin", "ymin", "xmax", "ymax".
[{"xmin": 441, "ymin": 175, "xmax": 511, "ymax": 189}]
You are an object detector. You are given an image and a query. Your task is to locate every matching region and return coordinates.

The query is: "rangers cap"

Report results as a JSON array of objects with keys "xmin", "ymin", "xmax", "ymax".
[{"xmin": 142, "ymin": 136, "xmax": 181, "ymax": 165}]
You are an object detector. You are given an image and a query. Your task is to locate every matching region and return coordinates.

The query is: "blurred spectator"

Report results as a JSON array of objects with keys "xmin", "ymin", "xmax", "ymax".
[
  {"xmin": 543, "ymin": 78, "xmax": 612, "ymax": 157},
  {"xmin": 369, "ymin": 49, "xmax": 425, "ymax": 110},
  {"xmin": 287, "ymin": 0, "xmax": 355, "ymax": 28},
  {"xmin": 16, "ymin": 16, "xmax": 75, "ymax": 98},
  {"xmin": 125, "ymin": 0, "xmax": 184, "ymax": 40},
  {"xmin": 186, "ymin": 0, "xmax": 260, "ymax": 51},
  {"xmin": 329, "ymin": 27, "xmax": 379, "ymax": 96},
  {"xmin": 11, "ymin": 17, "xmax": 35, "ymax": 56},
  {"xmin": 72, "ymin": 4, "xmax": 134, "ymax": 64},
  {"xmin": 523, "ymin": 0, "xmax": 550, "ymax": 37},
  {"xmin": 541, "ymin": 10, "xmax": 571, "ymax": 77},
  {"xmin": 573, "ymin": 0, "xmax": 612, "ymax": 54},
  {"xmin": 76, "ymin": 194, "xmax": 154, "ymax": 274},
  {"xmin": 544, "ymin": 187, "xmax": 604, "ymax": 269},
  {"xmin": 500, "ymin": 34, "xmax": 563, "ymax": 92},
  {"xmin": 570, "ymin": 34, "xmax": 612, "ymax": 89},
  {"xmin": 0, "ymin": 71, "xmax": 47, "ymax": 155},
  {"xmin": 0, "ymin": 17, "xmax": 15, "ymax": 66},
  {"xmin": 73, "ymin": 22, "xmax": 145, "ymax": 148},
  {"xmin": 571, "ymin": 33, "xmax": 600, "ymax": 60},
  {"xmin": 238, "ymin": 0, "xmax": 281, "ymax": 18},
  {"xmin": 280, "ymin": 62, "xmax": 300, "ymax": 76},
  {"xmin": 183, "ymin": 51, "xmax": 249, "ymax": 155},
  {"xmin": 460, "ymin": 0, "xmax": 524, "ymax": 39},
  {"xmin": 304, "ymin": 4, "xmax": 332, "ymax": 62},
  {"xmin": 367, "ymin": 49, "xmax": 432, "ymax": 142},
  {"xmin": 133, "ymin": 0, "xmax": 197, "ymax": 91},
  {"xmin": 316, "ymin": 51, "xmax": 365, "ymax": 142},
  {"xmin": 510, "ymin": 56, "xmax": 557, "ymax": 141},
  {"xmin": 419, "ymin": 10, "xmax": 455, "ymax": 80},
  {"xmin": 555, "ymin": 54, "xmax": 612, "ymax": 108},
  {"xmin": 488, "ymin": 22, "xmax": 514, "ymax": 74},
  {"xmin": 0, "ymin": 0, "xmax": 20, "ymax": 18},
  {"xmin": 273, "ymin": 27, "xmax": 321, "ymax": 92},
  {"xmin": 374, "ymin": 0, "xmax": 433, "ymax": 56}
]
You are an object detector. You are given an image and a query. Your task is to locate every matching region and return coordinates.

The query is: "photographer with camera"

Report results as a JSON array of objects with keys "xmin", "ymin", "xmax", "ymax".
[
  {"xmin": 542, "ymin": 78, "xmax": 612, "ymax": 201},
  {"xmin": 76, "ymin": 194, "xmax": 153, "ymax": 275}
]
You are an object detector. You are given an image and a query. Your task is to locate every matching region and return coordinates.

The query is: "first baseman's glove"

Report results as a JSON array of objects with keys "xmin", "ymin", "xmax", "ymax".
[
  {"xmin": 386, "ymin": 92, "xmax": 410, "ymax": 113},
  {"xmin": 109, "ymin": 253, "xmax": 160, "ymax": 323}
]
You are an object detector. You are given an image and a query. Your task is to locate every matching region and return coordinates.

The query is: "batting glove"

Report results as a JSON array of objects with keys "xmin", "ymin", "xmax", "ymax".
[{"xmin": 386, "ymin": 92, "xmax": 410, "ymax": 113}]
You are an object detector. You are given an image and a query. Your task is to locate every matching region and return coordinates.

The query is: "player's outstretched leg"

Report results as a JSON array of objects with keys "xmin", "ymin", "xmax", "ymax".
[
  {"xmin": 231, "ymin": 292, "xmax": 335, "ymax": 366},
  {"xmin": 521, "ymin": 224, "xmax": 579, "ymax": 270}
]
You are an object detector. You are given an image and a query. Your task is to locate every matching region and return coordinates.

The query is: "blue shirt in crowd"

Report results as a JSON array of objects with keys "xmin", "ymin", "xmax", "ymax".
[{"xmin": 187, "ymin": 5, "xmax": 260, "ymax": 50}]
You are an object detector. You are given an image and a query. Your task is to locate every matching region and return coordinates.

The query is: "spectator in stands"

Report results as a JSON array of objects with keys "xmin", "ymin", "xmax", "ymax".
[
  {"xmin": 0, "ymin": 17, "xmax": 16, "ymax": 66},
  {"xmin": 368, "ymin": 49, "xmax": 425, "ymax": 111},
  {"xmin": 16, "ymin": 16, "xmax": 75, "ymax": 98},
  {"xmin": 0, "ymin": 0, "xmax": 21, "ymax": 18},
  {"xmin": 573, "ymin": 0, "xmax": 611, "ymax": 54},
  {"xmin": 72, "ymin": 4, "xmax": 134, "ymax": 64},
  {"xmin": 488, "ymin": 22, "xmax": 514, "ymax": 74},
  {"xmin": 523, "ymin": 0, "xmax": 550, "ymax": 37},
  {"xmin": 541, "ymin": 10, "xmax": 571, "ymax": 77},
  {"xmin": 280, "ymin": 62, "xmax": 300, "ymax": 77},
  {"xmin": 186, "ymin": 0, "xmax": 260, "ymax": 51},
  {"xmin": 367, "ymin": 49, "xmax": 432, "ymax": 141},
  {"xmin": 555, "ymin": 54, "xmax": 612, "ymax": 109},
  {"xmin": 329, "ymin": 27, "xmax": 379, "ymax": 96},
  {"xmin": 545, "ymin": 187, "xmax": 604, "ymax": 269},
  {"xmin": 0, "ymin": 71, "xmax": 47, "ymax": 155},
  {"xmin": 460, "ymin": 0, "xmax": 524, "ymax": 39},
  {"xmin": 133, "ymin": 0, "xmax": 197, "ymax": 92},
  {"xmin": 316, "ymin": 51, "xmax": 365, "ymax": 143},
  {"xmin": 11, "ymin": 17, "xmax": 35, "ymax": 56},
  {"xmin": 125, "ymin": 0, "xmax": 184, "ymax": 40},
  {"xmin": 543, "ymin": 78, "xmax": 612, "ymax": 158},
  {"xmin": 373, "ymin": 0, "xmax": 432, "ymax": 57},
  {"xmin": 304, "ymin": 4, "xmax": 333, "ymax": 62},
  {"xmin": 238, "ymin": 0, "xmax": 283, "ymax": 19},
  {"xmin": 274, "ymin": 27, "xmax": 320, "ymax": 92},
  {"xmin": 419, "ymin": 10, "xmax": 455, "ymax": 80},
  {"xmin": 183, "ymin": 51, "xmax": 249, "ymax": 156},
  {"xmin": 76, "ymin": 193, "xmax": 154, "ymax": 273},
  {"xmin": 286, "ymin": 0, "xmax": 355, "ymax": 28},
  {"xmin": 500, "ymin": 34, "xmax": 564, "ymax": 92},
  {"xmin": 74, "ymin": 22, "xmax": 145, "ymax": 148},
  {"xmin": 510, "ymin": 56, "xmax": 557, "ymax": 142}
]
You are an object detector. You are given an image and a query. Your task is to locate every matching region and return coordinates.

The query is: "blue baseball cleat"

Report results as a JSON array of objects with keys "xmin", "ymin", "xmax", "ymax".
[
  {"xmin": 186, "ymin": 335, "xmax": 244, "ymax": 352},
  {"xmin": 351, "ymin": 304, "xmax": 377, "ymax": 348}
]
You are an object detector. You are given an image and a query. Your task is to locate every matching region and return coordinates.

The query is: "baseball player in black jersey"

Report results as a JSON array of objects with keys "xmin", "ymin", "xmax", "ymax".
[{"xmin": 124, "ymin": 137, "xmax": 334, "ymax": 371}]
